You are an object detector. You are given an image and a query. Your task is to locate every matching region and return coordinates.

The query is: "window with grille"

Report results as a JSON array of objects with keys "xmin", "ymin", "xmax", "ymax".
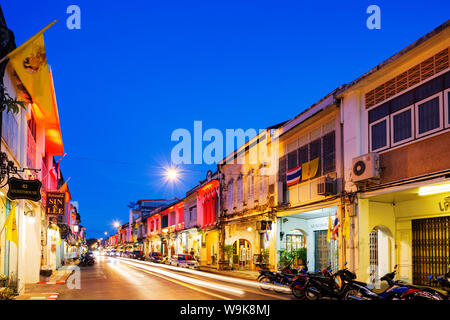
[
  {"xmin": 370, "ymin": 118, "xmax": 389, "ymax": 151},
  {"xmin": 309, "ymin": 138, "xmax": 321, "ymax": 177},
  {"xmin": 322, "ymin": 131, "xmax": 335, "ymax": 174},
  {"xmin": 416, "ymin": 93, "xmax": 443, "ymax": 137},
  {"xmin": 298, "ymin": 145, "xmax": 309, "ymax": 167},
  {"xmin": 287, "ymin": 150, "xmax": 298, "ymax": 171},
  {"xmin": 391, "ymin": 106, "xmax": 413, "ymax": 146}
]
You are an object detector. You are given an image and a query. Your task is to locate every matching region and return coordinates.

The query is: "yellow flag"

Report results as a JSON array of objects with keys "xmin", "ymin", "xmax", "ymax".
[
  {"xmin": 343, "ymin": 208, "xmax": 350, "ymax": 241},
  {"xmin": 7, "ymin": 21, "xmax": 56, "ymax": 120},
  {"xmin": 326, "ymin": 212, "xmax": 333, "ymax": 242},
  {"xmin": 57, "ymin": 229, "xmax": 61, "ymax": 245},
  {"xmin": 5, "ymin": 203, "xmax": 19, "ymax": 246},
  {"xmin": 302, "ymin": 157, "xmax": 319, "ymax": 180}
]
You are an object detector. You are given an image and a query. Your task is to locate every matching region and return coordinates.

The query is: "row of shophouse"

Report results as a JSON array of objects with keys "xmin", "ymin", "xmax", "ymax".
[
  {"xmin": 106, "ymin": 20, "xmax": 450, "ymax": 286},
  {"xmin": 0, "ymin": 9, "xmax": 85, "ymax": 294}
]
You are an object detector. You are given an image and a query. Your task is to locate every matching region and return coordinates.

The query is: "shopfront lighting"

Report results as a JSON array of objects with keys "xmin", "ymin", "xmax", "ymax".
[
  {"xmin": 73, "ymin": 225, "xmax": 79, "ymax": 233},
  {"xmin": 418, "ymin": 183, "xmax": 450, "ymax": 196},
  {"xmin": 247, "ymin": 227, "xmax": 252, "ymax": 232}
]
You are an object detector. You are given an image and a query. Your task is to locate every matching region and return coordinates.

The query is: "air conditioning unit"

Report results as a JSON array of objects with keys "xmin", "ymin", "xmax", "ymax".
[
  {"xmin": 317, "ymin": 177, "xmax": 336, "ymax": 195},
  {"xmin": 351, "ymin": 152, "xmax": 380, "ymax": 183}
]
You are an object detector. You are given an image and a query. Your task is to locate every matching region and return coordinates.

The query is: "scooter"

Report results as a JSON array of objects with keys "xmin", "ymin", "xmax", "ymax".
[{"xmin": 79, "ymin": 253, "xmax": 95, "ymax": 266}]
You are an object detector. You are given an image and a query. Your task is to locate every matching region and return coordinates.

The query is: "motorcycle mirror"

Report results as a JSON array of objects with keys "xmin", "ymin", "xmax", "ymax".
[
  {"xmin": 394, "ymin": 265, "xmax": 398, "ymax": 270},
  {"xmin": 344, "ymin": 261, "xmax": 348, "ymax": 266},
  {"xmin": 428, "ymin": 275, "xmax": 433, "ymax": 279}
]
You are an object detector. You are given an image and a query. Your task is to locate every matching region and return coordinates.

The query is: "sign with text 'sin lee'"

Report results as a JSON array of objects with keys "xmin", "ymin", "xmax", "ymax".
[
  {"xmin": 7, "ymin": 177, "xmax": 42, "ymax": 202},
  {"xmin": 46, "ymin": 192, "xmax": 65, "ymax": 215}
]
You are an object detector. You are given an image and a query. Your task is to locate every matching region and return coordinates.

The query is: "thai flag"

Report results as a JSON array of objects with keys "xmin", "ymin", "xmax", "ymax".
[
  {"xmin": 332, "ymin": 217, "xmax": 340, "ymax": 241},
  {"xmin": 265, "ymin": 223, "xmax": 270, "ymax": 243},
  {"xmin": 286, "ymin": 165, "xmax": 301, "ymax": 187}
]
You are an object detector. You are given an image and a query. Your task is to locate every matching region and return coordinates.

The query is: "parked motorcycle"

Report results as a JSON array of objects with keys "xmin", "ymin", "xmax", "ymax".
[
  {"xmin": 257, "ymin": 263, "xmax": 299, "ymax": 292},
  {"xmin": 79, "ymin": 253, "xmax": 95, "ymax": 266}
]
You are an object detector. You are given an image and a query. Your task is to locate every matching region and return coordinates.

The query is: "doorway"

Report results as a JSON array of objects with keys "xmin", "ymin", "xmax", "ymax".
[{"xmin": 412, "ymin": 216, "xmax": 450, "ymax": 285}]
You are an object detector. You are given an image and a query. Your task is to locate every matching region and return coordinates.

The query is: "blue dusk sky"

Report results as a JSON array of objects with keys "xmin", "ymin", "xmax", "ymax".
[{"xmin": 1, "ymin": 1, "xmax": 449, "ymax": 238}]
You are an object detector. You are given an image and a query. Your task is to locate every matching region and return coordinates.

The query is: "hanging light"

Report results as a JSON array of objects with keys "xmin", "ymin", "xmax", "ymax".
[{"xmin": 418, "ymin": 183, "xmax": 450, "ymax": 196}]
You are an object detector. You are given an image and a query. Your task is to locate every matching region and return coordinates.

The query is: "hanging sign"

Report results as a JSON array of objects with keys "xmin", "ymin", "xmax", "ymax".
[
  {"xmin": 46, "ymin": 192, "xmax": 66, "ymax": 215},
  {"xmin": 7, "ymin": 177, "xmax": 42, "ymax": 202}
]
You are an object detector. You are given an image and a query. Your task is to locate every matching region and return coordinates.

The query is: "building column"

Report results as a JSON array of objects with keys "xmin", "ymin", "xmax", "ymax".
[
  {"xmin": 356, "ymin": 198, "xmax": 370, "ymax": 283},
  {"xmin": 217, "ymin": 223, "xmax": 226, "ymax": 270}
]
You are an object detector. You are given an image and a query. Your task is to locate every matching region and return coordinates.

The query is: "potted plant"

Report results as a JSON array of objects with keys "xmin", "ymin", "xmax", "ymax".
[
  {"xmin": 261, "ymin": 248, "xmax": 270, "ymax": 269},
  {"xmin": 221, "ymin": 244, "xmax": 234, "ymax": 269},
  {"xmin": 294, "ymin": 248, "xmax": 307, "ymax": 268},
  {"xmin": 0, "ymin": 274, "xmax": 7, "ymax": 287}
]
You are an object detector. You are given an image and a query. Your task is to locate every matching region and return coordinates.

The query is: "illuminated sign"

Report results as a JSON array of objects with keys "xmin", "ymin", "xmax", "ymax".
[
  {"xmin": 46, "ymin": 192, "xmax": 66, "ymax": 215},
  {"xmin": 7, "ymin": 177, "xmax": 42, "ymax": 202}
]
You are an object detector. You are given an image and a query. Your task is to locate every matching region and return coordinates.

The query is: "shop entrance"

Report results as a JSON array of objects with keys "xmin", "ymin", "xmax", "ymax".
[
  {"xmin": 278, "ymin": 206, "xmax": 339, "ymax": 272},
  {"xmin": 412, "ymin": 216, "xmax": 450, "ymax": 285},
  {"xmin": 233, "ymin": 239, "xmax": 251, "ymax": 269},
  {"xmin": 314, "ymin": 230, "xmax": 329, "ymax": 271}
]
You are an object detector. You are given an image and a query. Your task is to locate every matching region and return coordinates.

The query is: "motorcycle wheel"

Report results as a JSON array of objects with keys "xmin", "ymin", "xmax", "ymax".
[
  {"xmin": 304, "ymin": 284, "xmax": 321, "ymax": 300},
  {"xmin": 344, "ymin": 289, "xmax": 364, "ymax": 300},
  {"xmin": 258, "ymin": 276, "xmax": 272, "ymax": 291},
  {"xmin": 292, "ymin": 284, "xmax": 306, "ymax": 299}
]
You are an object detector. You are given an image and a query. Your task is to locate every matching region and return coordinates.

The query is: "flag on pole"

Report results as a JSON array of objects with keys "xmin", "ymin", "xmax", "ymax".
[
  {"xmin": 58, "ymin": 176, "xmax": 71, "ymax": 192},
  {"xmin": 264, "ymin": 222, "xmax": 270, "ymax": 243},
  {"xmin": 343, "ymin": 208, "xmax": 350, "ymax": 241},
  {"xmin": 326, "ymin": 213, "xmax": 333, "ymax": 242},
  {"xmin": 5, "ymin": 203, "xmax": 18, "ymax": 246},
  {"xmin": 6, "ymin": 21, "xmax": 57, "ymax": 119},
  {"xmin": 332, "ymin": 216, "xmax": 340, "ymax": 241}
]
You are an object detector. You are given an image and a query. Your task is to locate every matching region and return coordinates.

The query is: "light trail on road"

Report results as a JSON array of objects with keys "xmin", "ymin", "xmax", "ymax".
[
  {"xmin": 113, "ymin": 258, "xmax": 246, "ymax": 297},
  {"xmin": 114, "ymin": 257, "xmax": 292, "ymax": 294}
]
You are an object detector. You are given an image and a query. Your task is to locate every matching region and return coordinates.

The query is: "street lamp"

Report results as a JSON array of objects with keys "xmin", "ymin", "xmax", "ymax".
[
  {"xmin": 166, "ymin": 167, "xmax": 179, "ymax": 181},
  {"xmin": 113, "ymin": 221, "xmax": 120, "ymax": 229}
]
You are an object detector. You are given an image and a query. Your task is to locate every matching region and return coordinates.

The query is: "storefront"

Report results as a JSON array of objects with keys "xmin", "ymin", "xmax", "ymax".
[
  {"xmin": 202, "ymin": 229, "xmax": 218, "ymax": 266},
  {"xmin": 357, "ymin": 180, "xmax": 450, "ymax": 286},
  {"xmin": 276, "ymin": 205, "xmax": 339, "ymax": 272}
]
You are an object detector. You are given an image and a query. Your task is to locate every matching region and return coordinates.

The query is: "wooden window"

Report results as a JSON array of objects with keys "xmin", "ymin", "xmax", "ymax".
[
  {"xmin": 370, "ymin": 117, "xmax": 390, "ymax": 152},
  {"xmin": 415, "ymin": 92, "xmax": 443, "ymax": 138},
  {"xmin": 390, "ymin": 105, "xmax": 414, "ymax": 146},
  {"xmin": 322, "ymin": 131, "xmax": 336, "ymax": 174}
]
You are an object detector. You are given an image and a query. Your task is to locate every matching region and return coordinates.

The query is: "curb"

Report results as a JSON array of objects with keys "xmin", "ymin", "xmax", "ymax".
[
  {"xmin": 198, "ymin": 267, "xmax": 259, "ymax": 282},
  {"xmin": 36, "ymin": 281, "xmax": 66, "ymax": 285}
]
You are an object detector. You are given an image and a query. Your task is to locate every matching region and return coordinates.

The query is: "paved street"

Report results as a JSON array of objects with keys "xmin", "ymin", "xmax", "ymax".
[{"xmin": 46, "ymin": 256, "xmax": 295, "ymax": 300}]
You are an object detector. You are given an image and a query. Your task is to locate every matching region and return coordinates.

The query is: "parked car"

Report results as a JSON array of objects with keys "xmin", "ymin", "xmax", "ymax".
[
  {"xmin": 131, "ymin": 250, "xmax": 145, "ymax": 260},
  {"xmin": 148, "ymin": 252, "xmax": 163, "ymax": 263},
  {"xmin": 169, "ymin": 254, "xmax": 199, "ymax": 269}
]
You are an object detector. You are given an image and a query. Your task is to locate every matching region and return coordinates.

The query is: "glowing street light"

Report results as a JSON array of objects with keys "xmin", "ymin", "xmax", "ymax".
[
  {"xmin": 166, "ymin": 168, "xmax": 179, "ymax": 181},
  {"xmin": 113, "ymin": 221, "xmax": 120, "ymax": 229}
]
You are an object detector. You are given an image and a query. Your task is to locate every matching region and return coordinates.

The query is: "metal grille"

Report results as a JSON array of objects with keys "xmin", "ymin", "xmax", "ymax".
[
  {"xmin": 314, "ymin": 230, "xmax": 328, "ymax": 271},
  {"xmin": 369, "ymin": 231, "xmax": 378, "ymax": 285},
  {"xmin": 412, "ymin": 216, "xmax": 450, "ymax": 286}
]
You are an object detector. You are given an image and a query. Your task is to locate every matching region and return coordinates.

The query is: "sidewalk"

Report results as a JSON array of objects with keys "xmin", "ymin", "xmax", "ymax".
[
  {"xmin": 15, "ymin": 263, "xmax": 78, "ymax": 300},
  {"xmin": 199, "ymin": 266, "xmax": 260, "ymax": 281}
]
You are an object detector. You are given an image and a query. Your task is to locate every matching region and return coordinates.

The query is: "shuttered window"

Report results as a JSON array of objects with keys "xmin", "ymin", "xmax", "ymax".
[{"xmin": 322, "ymin": 131, "xmax": 335, "ymax": 174}]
